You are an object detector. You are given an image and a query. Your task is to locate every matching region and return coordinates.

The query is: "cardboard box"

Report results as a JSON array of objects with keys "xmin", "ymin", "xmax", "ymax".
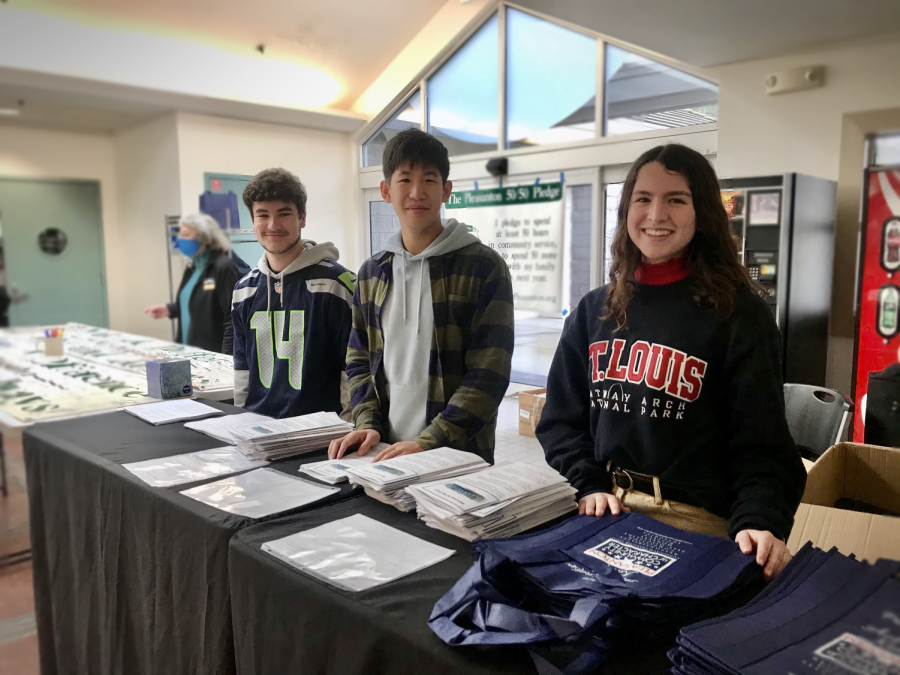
[
  {"xmin": 518, "ymin": 388, "xmax": 547, "ymax": 438},
  {"xmin": 146, "ymin": 359, "xmax": 193, "ymax": 400},
  {"xmin": 787, "ymin": 442, "xmax": 900, "ymax": 563}
]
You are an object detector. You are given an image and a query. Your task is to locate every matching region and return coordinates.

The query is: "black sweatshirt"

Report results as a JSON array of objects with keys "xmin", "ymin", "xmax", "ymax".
[
  {"xmin": 166, "ymin": 250, "xmax": 249, "ymax": 355},
  {"xmin": 535, "ymin": 276, "xmax": 807, "ymax": 541}
]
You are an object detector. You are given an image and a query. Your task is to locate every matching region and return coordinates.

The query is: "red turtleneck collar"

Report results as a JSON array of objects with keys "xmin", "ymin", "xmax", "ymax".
[{"xmin": 634, "ymin": 255, "xmax": 690, "ymax": 286}]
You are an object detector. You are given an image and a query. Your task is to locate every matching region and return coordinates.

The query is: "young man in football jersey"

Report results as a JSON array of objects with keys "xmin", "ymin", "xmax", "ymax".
[{"xmin": 231, "ymin": 168, "xmax": 356, "ymax": 418}]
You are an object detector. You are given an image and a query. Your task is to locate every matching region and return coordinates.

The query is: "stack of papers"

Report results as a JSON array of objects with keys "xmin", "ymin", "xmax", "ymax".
[
  {"xmin": 298, "ymin": 444, "xmax": 391, "ymax": 484},
  {"xmin": 231, "ymin": 412, "xmax": 353, "ymax": 461},
  {"xmin": 123, "ymin": 447, "xmax": 268, "ymax": 487},
  {"xmin": 180, "ymin": 467, "xmax": 339, "ymax": 519},
  {"xmin": 262, "ymin": 514, "xmax": 456, "ymax": 592},
  {"xmin": 408, "ymin": 462, "xmax": 578, "ymax": 541},
  {"xmin": 122, "ymin": 399, "xmax": 224, "ymax": 425},
  {"xmin": 344, "ymin": 448, "xmax": 489, "ymax": 512},
  {"xmin": 184, "ymin": 412, "xmax": 274, "ymax": 443}
]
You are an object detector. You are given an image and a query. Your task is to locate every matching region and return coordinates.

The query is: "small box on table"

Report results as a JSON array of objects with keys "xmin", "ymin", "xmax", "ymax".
[{"xmin": 146, "ymin": 359, "xmax": 193, "ymax": 399}]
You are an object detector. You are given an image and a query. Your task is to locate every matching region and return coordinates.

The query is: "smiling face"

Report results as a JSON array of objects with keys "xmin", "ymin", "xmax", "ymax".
[
  {"xmin": 626, "ymin": 161, "xmax": 696, "ymax": 265},
  {"xmin": 252, "ymin": 200, "xmax": 305, "ymax": 256},
  {"xmin": 380, "ymin": 161, "xmax": 452, "ymax": 239}
]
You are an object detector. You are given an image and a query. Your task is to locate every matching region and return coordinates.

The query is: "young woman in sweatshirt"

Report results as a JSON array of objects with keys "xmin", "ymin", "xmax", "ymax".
[{"xmin": 536, "ymin": 144, "xmax": 806, "ymax": 579}]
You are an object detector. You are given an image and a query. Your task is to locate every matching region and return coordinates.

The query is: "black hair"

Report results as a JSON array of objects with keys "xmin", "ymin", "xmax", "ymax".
[
  {"xmin": 382, "ymin": 128, "xmax": 450, "ymax": 183},
  {"xmin": 242, "ymin": 168, "xmax": 307, "ymax": 217}
]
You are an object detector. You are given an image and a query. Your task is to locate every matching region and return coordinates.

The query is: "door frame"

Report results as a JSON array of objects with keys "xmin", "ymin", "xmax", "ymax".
[{"xmin": 0, "ymin": 175, "xmax": 109, "ymax": 327}]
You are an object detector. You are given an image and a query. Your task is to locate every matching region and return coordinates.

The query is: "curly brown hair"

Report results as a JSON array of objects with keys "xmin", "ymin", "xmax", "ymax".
[
  {"xmin": 242, "ymin": 168, "xmax": 307, "ymax": 217},
  {"xmin": 605, "ymin": 144, "xmax": 765, "ymax": 329}
]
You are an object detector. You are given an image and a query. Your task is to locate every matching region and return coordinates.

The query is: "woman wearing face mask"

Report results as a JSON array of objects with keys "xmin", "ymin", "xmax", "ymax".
[
  {"xmin": 145, "ymin": 213, "xmax": 249, "ymax": 354},
  {"xmin": 536, "ymin": 144, "xmax": 806, "ymax": 581}
]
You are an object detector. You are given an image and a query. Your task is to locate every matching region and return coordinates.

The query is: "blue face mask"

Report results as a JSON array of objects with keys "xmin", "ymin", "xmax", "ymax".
[{"xmin": 176, "ymin": 237, "xmax": 201, "ymax": 258}]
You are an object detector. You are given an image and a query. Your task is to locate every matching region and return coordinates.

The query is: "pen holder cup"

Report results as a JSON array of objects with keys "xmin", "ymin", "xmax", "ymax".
[
  {"xmin": 37, "ymin": 336, "xmax": 64, "ymax": 357},
  {"xmin": 146, "ymin": 359, "xmax": 193, "ymax": 400}
]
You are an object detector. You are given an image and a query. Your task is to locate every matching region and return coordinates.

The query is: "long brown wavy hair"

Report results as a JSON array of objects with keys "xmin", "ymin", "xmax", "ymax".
[{"xmin": 605, "ymin": 144, "xmax": 765, "ymax": 329}]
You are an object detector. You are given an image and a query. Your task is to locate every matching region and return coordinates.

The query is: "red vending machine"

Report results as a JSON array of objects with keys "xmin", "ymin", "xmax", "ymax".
[{"xmin": 853, "ymin": 167, "xmax": 900, "ymax": 442}]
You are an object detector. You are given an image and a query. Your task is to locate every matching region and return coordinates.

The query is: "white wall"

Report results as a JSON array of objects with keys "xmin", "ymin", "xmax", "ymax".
[
  {"xmin": 176, "ymin": 113, "xmax": 356, "ymax": 267},
  {"xmin": 0, "ymin": 123, "xmax": 120, "ymax": 326},
  {"xmin": 0, "ymin": 5, "xmax": 340, "ymax": 110},
  {"xmin": 113, "ymin": 114, "xmax": 182, "ymax": 339},
  {"xmin": 711, "ymin": 36, "xmax": 900, "ymax": 181}
]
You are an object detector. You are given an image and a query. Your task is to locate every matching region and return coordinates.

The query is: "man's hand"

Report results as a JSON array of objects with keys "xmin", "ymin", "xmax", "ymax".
[
  {"xmin": 327, "ymin": 429, "xmax": 380, "ymax": 459},
  {"xmin": 145, "ymin": 304, "xmax": 169, "ymax": 320},
  {"xmin": 736, "ymin": 529, "xmax": 791, "ymax": 580},
  {"xmin": 370, "ymin": 441, "xmax": 424, "ymax": 463},
  {"xmin": 579, "ymin": 492, "xmax": 628, "ymax": 517}
]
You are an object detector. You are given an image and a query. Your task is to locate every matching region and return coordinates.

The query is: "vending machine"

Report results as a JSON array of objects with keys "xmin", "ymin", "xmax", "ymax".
[
  {"xmin": 852, "ymin": 166, "xmax": 900, "ymax": 442},
  {"xmin": 720, "ymin": 174, "xmax": 837, "ymax": 387}
]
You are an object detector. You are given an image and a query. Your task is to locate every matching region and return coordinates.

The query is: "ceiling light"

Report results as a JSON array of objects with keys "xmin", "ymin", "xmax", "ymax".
[{"xmin": 0, "ymin": 99, "xmax": 24, "ymax": 116}]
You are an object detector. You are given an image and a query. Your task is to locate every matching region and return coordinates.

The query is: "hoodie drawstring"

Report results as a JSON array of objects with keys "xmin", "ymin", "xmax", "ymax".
[
  {"xmin": 401, "ymin": 253, "xmax": 408, "ymax": 324},
  {"xmin": 416, "ymin": 260, "xmax": 428, "ymax": 336}
]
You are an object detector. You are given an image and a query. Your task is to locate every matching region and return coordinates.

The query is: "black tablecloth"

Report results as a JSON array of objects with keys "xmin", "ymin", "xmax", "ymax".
[
  {"xmin": 229, "ymin": 495, "xmax": 674, "ymax": 675},
  {"xmin": 25, "ymin": 401, "xmax": 358, "ymax": 675}
]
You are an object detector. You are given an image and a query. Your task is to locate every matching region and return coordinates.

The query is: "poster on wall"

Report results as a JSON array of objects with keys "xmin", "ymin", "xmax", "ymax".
[{"xmin": 446, "ymin": 182, "xmax": 565, "ymax": 316}]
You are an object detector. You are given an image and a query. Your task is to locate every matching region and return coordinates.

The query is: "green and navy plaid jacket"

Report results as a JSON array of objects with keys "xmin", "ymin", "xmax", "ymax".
[{"xmin": 346, "ymin": 241, "xmax": 514, "ymax": 462}]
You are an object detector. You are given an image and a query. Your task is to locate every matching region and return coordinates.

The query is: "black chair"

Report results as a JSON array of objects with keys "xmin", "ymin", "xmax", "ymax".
[{"xmin": 783, "ymin": 384, "xmax": 852, "ymax": 461}]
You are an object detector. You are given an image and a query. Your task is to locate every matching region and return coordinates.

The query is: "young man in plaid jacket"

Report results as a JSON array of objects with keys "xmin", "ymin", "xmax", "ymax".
[{"xmin": 328, "ymin": 129, "xmax": 513, "ymax": 464}]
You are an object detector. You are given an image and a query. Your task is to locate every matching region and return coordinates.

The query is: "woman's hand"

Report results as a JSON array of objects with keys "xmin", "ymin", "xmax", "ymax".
[
  {"xmin": 579, "ymin": 492, "xmax": 628, "ymax": 517},
  {"xmin": 144, "ymin": 304, "xmax": 169, "ymax": 320},
  {"xmin": 327, "ymin": 429, "xmax": 381, "ymax": 459},
  {"xmin": 736, "ymin": 529, "xmax": 791, "ymax": 580}
]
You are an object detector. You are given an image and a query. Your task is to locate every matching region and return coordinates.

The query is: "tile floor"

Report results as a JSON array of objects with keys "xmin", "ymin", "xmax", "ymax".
[
  {"xmin": 0, "ymin": 433, "xmax": 39, "ymax": 675},
  {"xmin": 511, "ymin": 315, "xmax": 564, "ymax": 385}
]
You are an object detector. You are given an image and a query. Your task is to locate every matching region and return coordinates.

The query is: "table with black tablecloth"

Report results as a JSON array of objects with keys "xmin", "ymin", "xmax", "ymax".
[
  {"xmin": 228, "ymin": 494, "xmax": 675, "ymax": 675},
  {"xmin": 24, "ymin": 401, "xmax": 358, "ymax": 675}
]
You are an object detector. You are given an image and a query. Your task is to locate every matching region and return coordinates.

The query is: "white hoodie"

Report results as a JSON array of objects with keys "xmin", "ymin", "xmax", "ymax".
[{"xmin": 381, "ymin": 219, "xmax": 479, "ymax": 443}]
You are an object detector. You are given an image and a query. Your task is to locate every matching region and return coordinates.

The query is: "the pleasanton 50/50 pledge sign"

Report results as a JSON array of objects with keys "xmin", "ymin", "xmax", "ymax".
[{"xmin": 447, "ymin": 182, "xmax": 564, "ymax": 316}]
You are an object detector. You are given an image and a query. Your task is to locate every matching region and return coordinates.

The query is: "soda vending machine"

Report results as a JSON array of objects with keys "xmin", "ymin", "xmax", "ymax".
[{"xmin": 852, "ymin": 165, "xmax": 900, "ymax": 442}]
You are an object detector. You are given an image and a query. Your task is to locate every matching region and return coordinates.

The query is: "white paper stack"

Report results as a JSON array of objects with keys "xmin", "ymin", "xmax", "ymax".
[
  {"xmin": 230, "ymin": 412, "xmax": 353, "ymax": 461},
  {"xmin": 122, "ymin": 399, "xmax": 224, "ymax": 425},
  {"xmin": 297, "ymin": 444, "xmax": 391, "ymax": 484},
  {"xmin": 407, "ymin": 462, "xmax": 578, "ymax": 541},
  {"xmin": 184, "ymin": 412, "xmax": 274, "ymax": 443},
  {"xmin": 262, "ymin": 514, "xmax": 456, "ymax": 592},
  {"xmin": 344, "ymin": 447, "xmax": 489, "ymax": 512}
]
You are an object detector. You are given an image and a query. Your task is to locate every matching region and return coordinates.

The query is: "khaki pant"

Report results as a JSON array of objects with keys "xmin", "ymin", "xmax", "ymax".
[{"xmin": 612, "ymin": 473, "xmax": 729, "ymax": 538}]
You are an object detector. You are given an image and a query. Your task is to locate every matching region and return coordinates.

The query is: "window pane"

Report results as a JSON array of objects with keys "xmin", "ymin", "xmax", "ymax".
[
  {"xmin": 369, "ymin": 200, "xmax": 401, "ymax": 255},
  {"xmin": 427, "ymin": 14, "xmax": 498, "ymax": 156},
  {"xmin": 874, "ymin": 134, "xmax": 900, "ymax": 166},
  {"xmin": 506, "ymin": 9, "xmax": 596, "ymax": 149},
  {"xmin": 361, "ymin": 90, "xmax": 421, "ymax": 167},
  {"xmin": 603, "ymin": 183, "xmax": 622, "ymax": 282},
  {"xmin": 604, "ymin": 44, "xmax": 718, "ymax": 137}
]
